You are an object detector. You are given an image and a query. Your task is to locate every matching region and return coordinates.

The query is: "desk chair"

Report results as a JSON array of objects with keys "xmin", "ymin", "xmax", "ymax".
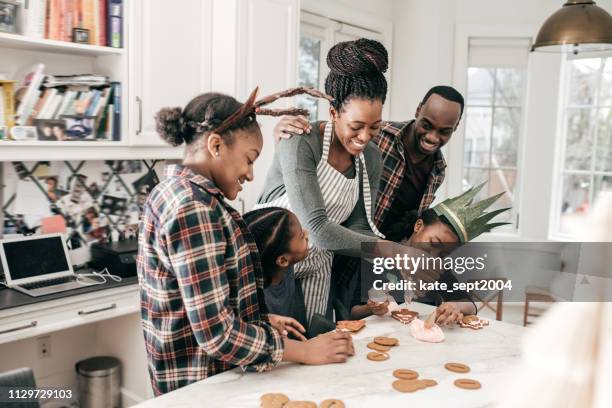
[{"xmin": 0, "ymin": 367, "xmax": 39, "ymax": 408}]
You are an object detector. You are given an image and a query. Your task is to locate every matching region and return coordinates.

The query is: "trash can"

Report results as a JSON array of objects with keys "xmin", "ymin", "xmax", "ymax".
[{"xmin": 76, "ymin": 356, "xmax": 121, "ymax": 408}]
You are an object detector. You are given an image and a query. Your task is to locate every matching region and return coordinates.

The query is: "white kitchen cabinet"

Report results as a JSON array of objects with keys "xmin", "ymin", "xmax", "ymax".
[{"xmin": 129, "ymin": 0, "xmax": 212, "ymax": 147}]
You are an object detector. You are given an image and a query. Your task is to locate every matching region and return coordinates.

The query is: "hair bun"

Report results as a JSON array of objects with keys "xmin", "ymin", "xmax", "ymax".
[
  {"xmin": 155, "ymin": 107, "xmax": 186, "ymax": 146},
  {"xmin": 327, "ymin": 38, "xmax": 388, "ymax": 77}
]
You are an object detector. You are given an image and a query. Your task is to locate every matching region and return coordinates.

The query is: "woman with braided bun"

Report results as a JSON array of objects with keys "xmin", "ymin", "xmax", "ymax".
[
  {"xmin": 137, "ymin": 90, "xmax": 354, "ymax": 396},
  {"xmin": 256, "ymin": 38, "xmax": 414, "ymax": 323}
]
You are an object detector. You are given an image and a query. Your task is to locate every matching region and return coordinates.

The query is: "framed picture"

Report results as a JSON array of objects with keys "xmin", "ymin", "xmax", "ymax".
[
  {"xmin": 10, "ymin": 125, "xmax": 37, "ymax": 141},
  {"xmin": 72, "ymin": 27, "xmax": 90, "ymax": 44},
  {"xmin": 62, "ymin": 115, "xmax": 96, "ymax": 140},
  {"xmin": 0, "ymin": 0, "xmax": 18, "ymax": 34},
  {"xmin": 33, "ymin": 119, "xmax": 67, "ymax": 141}
]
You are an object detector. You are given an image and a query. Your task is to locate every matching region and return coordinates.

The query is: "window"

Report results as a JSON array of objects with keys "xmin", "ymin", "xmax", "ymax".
[
  {"xmin": 555, "ymin": 56, "xmax": 612, "ymax": 236},
  {"xmin": 462, "ymin": 38, "xmax": 530, "ymax": 230},
  {"xmin": 297, "ymin": 12, "xmax": 388, "ymax": 121}
]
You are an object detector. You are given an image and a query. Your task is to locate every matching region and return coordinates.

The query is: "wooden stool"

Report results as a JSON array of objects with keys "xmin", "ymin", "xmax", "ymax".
[
  {"xmin": 467, "ymin": 278, "xmax": 508, "ymax": 321},
  {"xmin": 523, "ymin": 286, "xmax": 556, "ymax": 326}
]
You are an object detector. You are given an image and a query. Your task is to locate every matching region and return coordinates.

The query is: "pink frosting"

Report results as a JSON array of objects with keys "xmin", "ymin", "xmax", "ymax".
[{"xmin": 410, "ymin": 318, "xmax": 445, "ymax": 343}]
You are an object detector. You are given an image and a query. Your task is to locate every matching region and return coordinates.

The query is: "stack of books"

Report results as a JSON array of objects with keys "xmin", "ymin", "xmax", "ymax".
[
  {"xmin": 21, "ymin": 0, "xmax": 123, "ymax": 48},
  {"xmin": 11, "ymin": 64, "xmax": 121, "ymax": 141}
]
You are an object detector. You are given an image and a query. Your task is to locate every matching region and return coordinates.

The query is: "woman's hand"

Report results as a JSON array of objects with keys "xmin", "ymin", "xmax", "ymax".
[
  {"xmin": 268, "ymin": 314, "xmax": 307, "ymax": 341},
  {"xmin": 301, "ymin": 331, "xmax": 354, "ymax": 365},
  {"xmin": 273, "ymin": 115, "xmax": 312, "ymax": 142},
  {"xmin": 435, "ymin": 302, "xmax": 463, "ymax": 326},
  {"xmin": 367, "ymin": 299, "xmax": 389, "ymax": 316}
]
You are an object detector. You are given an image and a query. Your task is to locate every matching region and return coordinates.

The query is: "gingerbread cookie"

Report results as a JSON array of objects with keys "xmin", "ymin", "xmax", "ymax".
[
  {"xmin": 336, "ymin": 320, "xmax": 366, "ymax": 333},
  {"xmin": 392, "ymin": 369, "xmax": 419, "ymax": 380},
  {"xmin": 454, "ymin": 378, "xmax": 481, "ymax": 390},
  {"xmin": 392, "ymin": 379, "xmax": 428, "ymax": 393},
  {"xmin": 391, "ymin": 309, "xmax": 418, "ymax": 324},
  {"xmin": 458, "ymin": 315, "xmax": 489, "ymax": 330},
  {"xmin": 260, "ymin": 393, "xmax": 290, "ymax": 408},
  {"xmin": 367, "ymin": 342, "xmax": 391, "ymax": 352},
  {"xmin": 373, "ymin": 336, "xmax": 399, "ymax": 347},
  {"xmin": 319, "ymin": 399, "xmax": 345, "ymax": 408},
  {"xmin": 367, "ymin": 351, "xmax": 389, "ymax": 361},
  {"xmin": 285, "ymin": 401, "xmax": 317, "ymax": 408},
  {"xmin": 444, "ymin": 362, "xmax": 470, "ymax": 373},
  {"xmin": 422, "ymin": 379, "xmax": 438, "ymax": 387}
]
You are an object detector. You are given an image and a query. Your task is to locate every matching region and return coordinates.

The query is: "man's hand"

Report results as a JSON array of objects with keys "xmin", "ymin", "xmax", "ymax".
[
  {"xmin": 367, "ymin": 299, "xmax": 389, "ymax": 316},
  {"xmin": 268, "ymin": 314, "xmax": 307, "ymax": 341},
  {"xmin": 273, "ymin": 115, "xmax": 312, "ymax": 142}
]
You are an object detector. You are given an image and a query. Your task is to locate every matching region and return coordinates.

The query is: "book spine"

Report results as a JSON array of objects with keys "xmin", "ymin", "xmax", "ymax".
[
  {"xmin": 108, "ymin": 0, "xmax": 122, "ymax": 48},
  {"xmin": 16, "ymin": 64, "xmax": 45, "ymax": 125},
  {"xmin": 111, "ymin": 82, "xmax": 120, "ymax": 141},
  {"xmin": 48, "ymin": 0, "xmax": 61, "ymax": 40},
  {"xmin": 0, "ymin": 83, "xmax": 16, "ymax": 129},
  {"xmin": 58, "ymin": 0, "xmax": 66, "ymax": 42},
  {"xmin": 64, "ymin": 0, "xmax": 74, "ymax": 42},
  {"xmin": 38, "ymin": 88, "xmax": 57, "ymax": 119},
  {"xmin": 81, "ymin": 0, "xmax": 94, "ymax": 44},
  {"xmin": 97, "ymin": 0, "xmax": 106, "ymax": 46}
]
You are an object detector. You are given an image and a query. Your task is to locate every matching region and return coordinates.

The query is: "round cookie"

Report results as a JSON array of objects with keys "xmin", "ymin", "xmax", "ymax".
[
  {"xmin": 285, "ymin": 401, "xmax": 317, "ymax": 408},
  {"xmin": 367, "ymin": 351, "xmax": 389, "ymax": 361},
  {"xmin": 260, "ymin": 393, "xmax": 290, "ymax": 408},
  {"xmin": 444, "ymin": 362, "xmax": 471, "ymax": 373},
  {"xmin": 392, "ymin": 379, "xmax": 428, "ymax": 393},
  {"xmin": 392, "ymin": 369, "xmax": 419, "ymax": 380},
  {"xmin": 367, "ymin": 342, "xmax": 391, "ymax": 352},
  {"xmin": 454, "ymin": 378, "xmax": 482, "ymax": 390},
  {"xmin": 374, "ymin": 336, "xmax": 399, "ymax": 347},
  {"xmin": 319, "ymin": 399, "xmax": 345, "ymax": 408}
]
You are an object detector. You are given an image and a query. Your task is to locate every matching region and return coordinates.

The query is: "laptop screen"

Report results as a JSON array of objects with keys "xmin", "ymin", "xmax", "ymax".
[{"xmin": 3, "ymin": 236, "xmax": 70, "ymax": 281}]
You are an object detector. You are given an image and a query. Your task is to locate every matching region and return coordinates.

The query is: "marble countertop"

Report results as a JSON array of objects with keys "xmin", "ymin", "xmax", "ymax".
[{"xmin": 135, "ymin": 303, "xmax": 524, "ymax": 408}]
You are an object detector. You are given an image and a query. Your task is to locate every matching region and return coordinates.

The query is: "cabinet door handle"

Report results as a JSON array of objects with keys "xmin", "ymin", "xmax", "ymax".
[
  {"xmin": 78, "ymin": 303, "xmax": 117, "ymax": 316},
  {"xmin": 136, "ymin": 96, "xmax": 143, "ymax": 135},
  {"xmin": 0, "ymin": 321, "xmax": 37, "ymax": 335}
]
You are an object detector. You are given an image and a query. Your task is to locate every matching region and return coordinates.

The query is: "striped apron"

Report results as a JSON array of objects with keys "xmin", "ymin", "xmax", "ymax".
[{"xmin": 257, "ymin": 122, "xmax": 383, "ymax": 322}]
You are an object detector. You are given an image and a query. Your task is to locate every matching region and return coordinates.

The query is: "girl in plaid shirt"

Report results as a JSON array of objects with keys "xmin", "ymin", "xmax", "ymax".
[{"xmin": 138, "ymin": 92, "xmax": 354, "ymax": 395}]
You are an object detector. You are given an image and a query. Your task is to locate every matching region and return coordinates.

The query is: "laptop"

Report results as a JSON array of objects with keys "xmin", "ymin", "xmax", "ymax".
[{"xmin": 0, "ymin": 233, "xmax": 97, "ymax": 297}]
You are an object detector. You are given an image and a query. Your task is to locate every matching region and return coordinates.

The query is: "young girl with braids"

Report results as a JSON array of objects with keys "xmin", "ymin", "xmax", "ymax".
[
  {"xmin": 243, "ymin": 207, "xmax": 310, "ymax": 339},
  {"xmin": 137, "ymin": 90, "xmax": 354, "ymax": 396}
]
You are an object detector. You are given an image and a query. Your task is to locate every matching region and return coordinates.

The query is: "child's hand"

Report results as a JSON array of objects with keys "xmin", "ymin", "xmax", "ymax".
[
  {"xmin": 367, "ymin": 299, "xmax": 389, "ymax": 316},
  {"xmin": 301, "ymin": 331, "xmax": 354, "ymax": 365},
  {"xmin": 435, "ymin": 302, "xmax": 463, "ymax": 326},
  {"xmin": 268, "ymin": 314, "xmax": 307, "ymax": 341}
]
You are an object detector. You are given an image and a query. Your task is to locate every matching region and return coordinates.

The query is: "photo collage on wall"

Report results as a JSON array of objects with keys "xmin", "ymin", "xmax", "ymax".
[{"xmin": 2, "ymin": 160, "xmax": 164, "ymax": 249}]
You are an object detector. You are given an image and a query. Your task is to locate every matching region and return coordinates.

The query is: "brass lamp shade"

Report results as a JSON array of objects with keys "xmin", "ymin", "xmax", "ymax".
[{"xmin": 532, "ymin": 0, "xmax": 612, "ymax": 53}]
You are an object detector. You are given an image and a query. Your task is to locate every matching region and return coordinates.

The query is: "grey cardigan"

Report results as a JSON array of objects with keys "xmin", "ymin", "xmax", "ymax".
[{"xmin": 257, "ymin": 121, "xmax": 382, "ymax": 257}]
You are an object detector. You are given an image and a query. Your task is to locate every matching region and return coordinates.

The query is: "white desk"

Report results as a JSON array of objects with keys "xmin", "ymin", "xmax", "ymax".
[{"xmin": 135, "ymin": 303, "xmax": 524, "ymax": 408}]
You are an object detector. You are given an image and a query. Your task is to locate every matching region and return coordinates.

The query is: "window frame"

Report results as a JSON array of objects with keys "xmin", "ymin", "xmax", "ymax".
[{"xmin": 549, "ymin": 52, "xmax": 612, "ymax": 241}]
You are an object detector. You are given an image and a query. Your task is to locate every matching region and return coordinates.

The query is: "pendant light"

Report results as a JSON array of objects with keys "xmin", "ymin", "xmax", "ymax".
[{"xmin": 531, "ymin": 0, "xmax": 612, "ymax": 54}]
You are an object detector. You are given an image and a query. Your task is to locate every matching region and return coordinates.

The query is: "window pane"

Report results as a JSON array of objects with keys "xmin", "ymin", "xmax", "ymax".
[
  {"xmin": 297, "ymin": 35, "xmax": 321, "ymax": 119},
  {"xmin": 595, "ymin": 108, "xmax": 612, "ymax": 172},
  {"xmin": 559, "ymin": 174, "xmax": 591, "ymax": 234},
  {"xmin": 464, "ymin": 107, "xmax": 492, "ymax": 167},
  {"xmin": 593, "ymin": 175, "xmax": 611, "ymax": 204},
  {"xmin": 462, "ymin": 168, "xmax": 489, "ymax": 197},
  {"xmin": 487, "ymin": 168, "xmax": 516, "ymax": 225},
  {"xmin": 601, "ymin": 58, "xmax": 612, "ymax": 106},
  {"xmin": 568, "ymin": 58, "xmax": 602, "ymax": 106},
  {"xmin": 494, "ymin": 68, "xmax": 524, "ymax": 106},
  {"xmin": 467, "ymin": 67, "xmax": 494, "ymax": 105},
  {"xmin": 492, "ymin": 107, "xmax": 520, "ymax": 167},
  {"xmin": 564, "ymin": 108, "xmax": 594, "ymax": 171}
]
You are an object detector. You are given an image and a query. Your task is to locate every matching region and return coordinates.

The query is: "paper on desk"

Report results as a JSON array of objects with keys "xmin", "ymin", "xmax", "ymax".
[
  {"xmin": 14, "ymin": 180, "xmax": 52, "ymax": 216},
  {"xmin": 41, "ymin": 215, "xmax": 67, "ymax": 233}
]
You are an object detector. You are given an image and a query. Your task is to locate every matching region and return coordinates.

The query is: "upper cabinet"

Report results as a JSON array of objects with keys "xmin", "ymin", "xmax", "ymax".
[{"xmin": 128, "ymin": 0, "xmax": 212, "ymax": 147}]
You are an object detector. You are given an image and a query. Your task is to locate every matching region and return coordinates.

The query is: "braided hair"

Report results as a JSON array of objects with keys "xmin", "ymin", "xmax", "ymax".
[
  {"xmin": 155, "ymin": 93, "xmax": 258, "ymax": 147},
  {"xmin": 384, "ymin": 209, "xmax": 456, "ymax": 243},
  {"xmin": 243, "ymin": 207, "xmax": 293, "ymax": 287},
  {"xmin": 325, "ymin": 38, "xmax": 388, "ymax": 110}
]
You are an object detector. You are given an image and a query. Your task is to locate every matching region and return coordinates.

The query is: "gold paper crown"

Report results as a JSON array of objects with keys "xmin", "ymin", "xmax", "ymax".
[{"xmin": 433, "ymin": 182, "xmax": 511, "ymax": 243}]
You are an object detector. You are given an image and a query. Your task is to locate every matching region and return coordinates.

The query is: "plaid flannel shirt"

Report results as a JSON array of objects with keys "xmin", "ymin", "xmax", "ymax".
[
  {"xmin": 333, "ymin": 121, "xmax": 447, "ymax": 288},
  {"xmin": 137, "ymin": 165, "xmax": 284, "ymax": 396}
]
